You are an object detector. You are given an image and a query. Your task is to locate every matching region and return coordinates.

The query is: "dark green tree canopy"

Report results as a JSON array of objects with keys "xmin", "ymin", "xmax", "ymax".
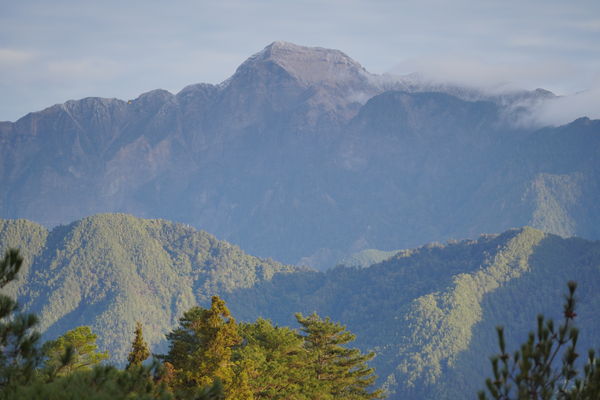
[
  {"xmin": 480, "ymin": 281, "xmax": 600, "ymax": 400},
  {"xmin": 42, "ymin": 326, "xmax": 109, "ymax": 376},
  {"xmin": 127, "ymin": 321, "xmax": 150, "ymax": 369},
  {"xmin": 296, "ymin": 312, "xmax": 384, "ymax": 399},
  {"xmin": 235, "ymin": 318, "xmax": 306, "ymax": 399},
  {"xmin": 0, "ymin": 248, "xmax": 41, "ymax": 392}
]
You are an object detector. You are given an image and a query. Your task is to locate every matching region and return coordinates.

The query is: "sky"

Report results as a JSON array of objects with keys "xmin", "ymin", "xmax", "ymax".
[{"xmin": 1, "ymin": 0, "xmax": 599, "ymax": 124}]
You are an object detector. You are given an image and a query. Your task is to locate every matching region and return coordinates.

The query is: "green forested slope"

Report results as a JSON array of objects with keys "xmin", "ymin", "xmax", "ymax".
[
  {"xmin": 1, "ymin": 214, "xmax": 295, "ymax": 362},
  {"xmin": 0, "ymin": 219, "xmax": 48, "ymax": 297},
  {"xmin": 2, "ymin": 215, "xmax": 600, "ymax": 399},
  {"xmin": 223, "ymin": 227, "xmax": 600, "ymax": 399}
]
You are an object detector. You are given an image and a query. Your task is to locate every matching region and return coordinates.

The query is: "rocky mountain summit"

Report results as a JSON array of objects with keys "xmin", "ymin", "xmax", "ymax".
[{"xmin": 1, "ymin": 42, "xmax": 598, "ymax": 268}]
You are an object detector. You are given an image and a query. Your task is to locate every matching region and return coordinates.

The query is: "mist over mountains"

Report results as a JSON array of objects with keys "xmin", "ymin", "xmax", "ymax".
[{"xmin": 1, "ymin": 41, "xmax": 599, "ymax": 270}]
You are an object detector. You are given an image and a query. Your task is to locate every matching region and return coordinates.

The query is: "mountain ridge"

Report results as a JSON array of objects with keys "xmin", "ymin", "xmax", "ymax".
[
  {"xmin": 3, "ymin": 41, "xmax": 553, "ymax": 124},
  {"xmin": 0, "ymin": 213, "xmax": 298, "ymax": 362},
  {"xmin": 0, "ymin": 42, "xmax": 598, "ymax": 269},
  {"xmin": 3, "ymin": 215, "xmax": 600, "ymax": 399}
]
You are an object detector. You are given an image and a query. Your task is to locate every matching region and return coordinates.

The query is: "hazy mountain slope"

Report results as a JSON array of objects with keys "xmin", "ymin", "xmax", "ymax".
[
  {"xmin": 463, "ymin": 117, "xmax": 600, "ymax": 240},
  {"xmin": 1, "ymin": 214, "xmax": 295, "ymax": 362},
  {"xmin": 0, "ymin": 219, "xmax": 47, "ymax": 297},
  {"xmin": 338, "ymin": 248, "xmax": 402, "ymax": 268},
  {"xmin": 1, "ymin": 42, "xmax": 598, "ymax": 269},
  {"xmin": 223, "ymin": 227, "xmax": 600, "ymax": 399}
]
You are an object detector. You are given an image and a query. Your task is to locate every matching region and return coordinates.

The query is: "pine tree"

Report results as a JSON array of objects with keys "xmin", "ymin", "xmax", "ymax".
[
  {"xmin": 229, "ymin": 366, "xmax": 254, "ymax": 400},
  {"xmin": 42, "ymin": 326, "xmax": 109, "ymax": 377},
  {"xmin": 0, "ymin": 248, "xmax": 41, "ymax": 393},
  {"xmin": 296, "ymin": 312, "xmax": 384, "ymax": 399},
  {"xmin": 479, "ymin": 281, "xmax": 600, "ymax": 400},
  {"xmin": 195, "ymin": 379, "xmax": 225, "ymax": 400},
  {"xmin": 11, "ymin": 363, "xmax": 174, "ymax": 400},
  {"xmin": 235, "ymin": 318, "xmax": 306, "ymax": 399},
  {"xmin": 126, "ymin": 321, "xmax": 150, "ymax": 369},
  {"xmin": 160, "ymin": 296, "xmax": 242, "ymax": 396}
]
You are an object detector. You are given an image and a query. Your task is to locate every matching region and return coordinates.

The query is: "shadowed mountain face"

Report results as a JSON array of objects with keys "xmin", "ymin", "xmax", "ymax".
[{"xmin": 1, "ymin": 41, "xmax": 599, "ymax": 268}]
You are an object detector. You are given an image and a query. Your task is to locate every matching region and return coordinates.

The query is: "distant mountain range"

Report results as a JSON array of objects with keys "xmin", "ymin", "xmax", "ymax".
[
  {"xmin": 0, "ymin": 41, "xmax": 598, "ymax": 268},
  {"xmin": 2, "ymin": 214, "xmax": 600, "ymax": 399}
]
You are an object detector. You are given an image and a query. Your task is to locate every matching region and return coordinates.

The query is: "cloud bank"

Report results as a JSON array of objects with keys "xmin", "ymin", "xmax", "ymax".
[
  {"xmin": 388, "ymin": 55, "xmax": 600, "ymax": 127},
  {"xmin": 529, "ymin": 86, "xmax": 600, "ymax": 126}
]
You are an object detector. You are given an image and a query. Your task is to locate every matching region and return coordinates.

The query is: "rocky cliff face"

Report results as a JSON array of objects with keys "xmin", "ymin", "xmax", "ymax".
[{"xmin": 1, "ymin": 42, "xmax": 599, "ymax": 268}]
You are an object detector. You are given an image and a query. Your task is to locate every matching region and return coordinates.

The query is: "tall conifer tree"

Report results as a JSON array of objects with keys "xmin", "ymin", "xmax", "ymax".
[
  {"xmin": 126, "ymin": 321, "xmax": 150, "ymax": 369},
  {"xmin": 296, "ymin": 312, "xmax": 384, "ymax": 399},
  {"xmin": 160, "ymin": 296, "xmax": 242, "ymax": 396},
  {"xmin": 235, "ymin": 318, "xmax": 306, "ymax": 399},
  {"xmin": 0, "ymin": 249, "xmax": 41, "ymax": 392}
]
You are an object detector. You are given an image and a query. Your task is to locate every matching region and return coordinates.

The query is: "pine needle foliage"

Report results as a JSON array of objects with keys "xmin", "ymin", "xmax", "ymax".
[
  {"xmin": 0, "ymin": 248, "xmax": 41, "ymax": 394},
  {"xmin": 159, "ymin": 296, "xmax": 242, "ymax": 396},
  {"xmin": 42, "ymin": 326, "xmax": 109, "ymax": 377},
  {"xmin": 235, "ymin": 318, "xmax": 306, "ymax": 399},
  {"xmin": 479, "ymin": 281, "xmax": 600, "ymax": 399},
  {"xmin": 127, "ymin": 321, "xmax": 150, "ymax": 369},
  {"xmin": 12, "ymin": 363, "xmax": 173, "ymax": 400},
  {"xmin": 296, "ymin": 312, "xmax": 384, "ymax": 399}
]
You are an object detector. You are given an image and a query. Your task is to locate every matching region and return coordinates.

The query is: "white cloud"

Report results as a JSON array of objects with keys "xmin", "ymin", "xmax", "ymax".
[
  {"xmin": 388, "ymin": 56, "xmax": 584, "ymax": 94},
  {"xmin": 0, "ymin": 49, "xmax": 36, "ymax": 66},
  {"xmin": 46, "ymin": 58, "xmax": 121, "ymax": 81},
  {"xmin": 528, "ymin": 86, "xmax": 600, "ymax": 126},
  {"xmin": 386, "ymin": 55, "xmax": 600, "ymax": 127},
  {"xmin": 565, "ymin": 19, "xmax": 600, "ymax": 33}
]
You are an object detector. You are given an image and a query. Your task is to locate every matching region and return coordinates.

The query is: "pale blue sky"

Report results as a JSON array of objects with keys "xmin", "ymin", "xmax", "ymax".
[{"xmin": 1, "ymin": 0, "xmax": 599, "ymax": 123}]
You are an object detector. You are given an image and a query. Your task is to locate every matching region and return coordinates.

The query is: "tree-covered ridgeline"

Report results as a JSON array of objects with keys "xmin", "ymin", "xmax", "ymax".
[
  {"xmin": 223, "ymin": 226, "xmax": 600, "ymax": 399},
  {"xmin": 4, "ymin": 214, "xmax": 600, "ymax": 399},
  {"xmin": 0, "ymin": 214, "xmax": 298, "ymax": 363},
  {"xmin": 4, "ymin": 245, "xmax": 600, "ymax": 398},
  {"xmin": 0, "ymin": 248, "xmax": 384, "ymax": 399}
]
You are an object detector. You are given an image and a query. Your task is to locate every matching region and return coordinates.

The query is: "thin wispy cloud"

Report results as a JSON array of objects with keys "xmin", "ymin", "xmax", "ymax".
[
  {"xmin": 0, "ymin": 49, "xmax": 36, "ymax": 66},
  {"xmin": 46, "ymin": 58, "xmax": 121, "ymax": 81},
  {"xmin": 390, "ymin": 57, "xmax": 583, "ymax": 93}
]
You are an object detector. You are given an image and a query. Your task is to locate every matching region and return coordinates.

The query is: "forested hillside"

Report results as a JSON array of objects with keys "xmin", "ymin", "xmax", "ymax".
[
  {"xmin": 223, "ymin": 227, "xmax": 600, "ymax": 399},
  {"xmin": 0, "ymin": 214, "xmax": 296, "ymax": 362},
  {"xmin": 2, "ymin": 214, "xmax": 600, "ymax": 398}
]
